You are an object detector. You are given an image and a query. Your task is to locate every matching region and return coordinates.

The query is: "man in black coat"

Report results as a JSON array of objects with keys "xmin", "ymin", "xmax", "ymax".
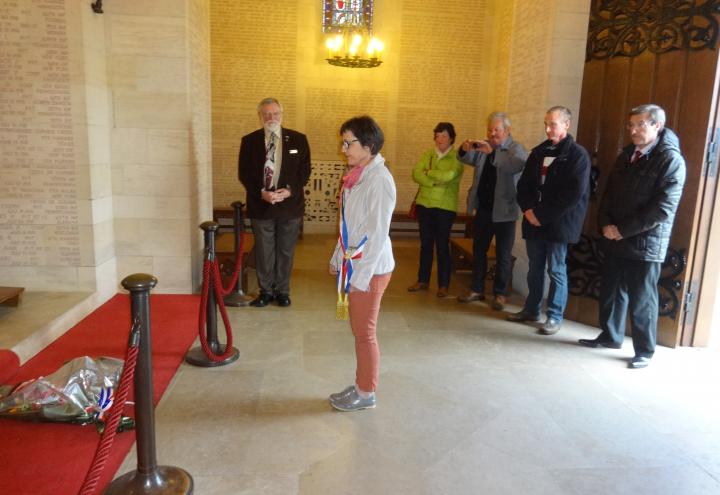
[
  {"xmin": 238, "ymin": 97, "xmax": 311, "ymax": 307},
  {"xmin": 508, "ymin": 106, "xmax": 590, "ymax": 335},
  {"xmin": 579, "ymin": 104, "xmax": 686, "ymax": 368}
]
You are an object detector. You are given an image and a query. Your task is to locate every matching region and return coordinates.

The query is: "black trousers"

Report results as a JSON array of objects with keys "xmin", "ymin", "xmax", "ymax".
[
  {"xmin": 470, "ymin": 208, "xmax": 516, "ymax": 296},
  {"xmin": 416, "ymin": 205, "xmax": 456, "ymax": 288},
  {"xmin": 598, "ymin": 254, "xmax": 661, "ymax": 358}
]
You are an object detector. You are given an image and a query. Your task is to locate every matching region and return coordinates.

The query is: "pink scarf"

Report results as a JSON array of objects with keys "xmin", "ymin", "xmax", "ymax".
[{"xmin": 342, "ymin": 164, "xmax": 366, "ymax": 190}]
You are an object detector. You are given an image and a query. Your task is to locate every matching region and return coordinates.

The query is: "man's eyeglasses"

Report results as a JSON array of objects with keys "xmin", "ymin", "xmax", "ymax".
[
  {"xmin": 626, "ymin": 120, "xmax": 655, "ymax": 131},
  {"xmin": 342, "ymin": 139, "xmax": 359, "ymax": 149},
  {"xmin": 261, "ymin": 111, "xmax": 282, "ymax": 120}
]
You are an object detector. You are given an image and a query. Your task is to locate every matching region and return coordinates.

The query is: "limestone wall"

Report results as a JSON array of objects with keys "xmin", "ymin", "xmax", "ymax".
[
  {"xmin": 0, "ymin": 0, "xmax": 115, "ymax": 293},
  {"xmin": 0, "ymin": 0, "xmax": 211, "ymax": 294},
  {"xmin": 498, "ymin": 0, "xmax": 591, "ymax": 146},
  {"xmin": 188, "ymin": 0, "xmax": 213, "ymax": 290},
  {"xmin": 106, "ymin": 0, "xmax": 209, "ymax": 293}
]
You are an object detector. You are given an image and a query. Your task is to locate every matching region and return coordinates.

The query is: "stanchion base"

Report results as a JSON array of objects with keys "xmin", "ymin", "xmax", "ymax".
[
  {"xmin": 185, "ymin": 345, "xmax": 240, "ymax": 367},
  {"xmin": 224, "ymin": 292, "xmax": 252, "ymax": 307},
  {"xmin": 104, "ymin": 465, "xmax": 193, "ymax": 494}
]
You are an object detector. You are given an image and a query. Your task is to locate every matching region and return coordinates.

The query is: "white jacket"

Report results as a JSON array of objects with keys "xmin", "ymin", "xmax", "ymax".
[{"xmin": 330, "ymin": 153, "xmax": 396, "ymax": 291}]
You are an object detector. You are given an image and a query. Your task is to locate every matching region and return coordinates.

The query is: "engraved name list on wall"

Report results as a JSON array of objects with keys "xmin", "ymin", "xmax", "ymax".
[{"xmin": 0, "ymin": 0, "xmax": 80, "ymax": 267}]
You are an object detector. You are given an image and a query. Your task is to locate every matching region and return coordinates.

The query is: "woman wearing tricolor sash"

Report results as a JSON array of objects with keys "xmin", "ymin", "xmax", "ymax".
[{"xmin": 328, "ymin": 116, "xmax": 396, "ymax": 412}]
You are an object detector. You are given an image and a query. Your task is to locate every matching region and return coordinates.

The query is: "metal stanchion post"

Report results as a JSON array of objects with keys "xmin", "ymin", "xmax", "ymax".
[
  {"xmin": 224, "ymin": 201, "xmax": 252, "ymax": 307},
  {"xmin": 185, "ymin": 221, "xmax": 240, "ymax": 367},
  {"xmin": 105, "ymin": 274, "xmax": 193, "ymax": 494}
]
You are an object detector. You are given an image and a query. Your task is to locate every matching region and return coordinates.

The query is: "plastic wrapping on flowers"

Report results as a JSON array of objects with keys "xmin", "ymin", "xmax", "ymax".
[{"xmin": 0, "ymin": 356, "xmax": 126, "ymax": 427}]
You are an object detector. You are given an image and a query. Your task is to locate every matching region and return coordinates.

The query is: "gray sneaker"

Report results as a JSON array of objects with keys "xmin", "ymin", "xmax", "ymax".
[
  {"xmin": 506, "ymin": 310, "xmax": 541, "ymax": 323},
  {"xmin": 537, "ymin": 318, "xmax": 561, "ymax": 335},
  {"xmin": 330, "ymin": 389, "xmax": 376, "ymax": 412},
  {"xmin": 328, "ymin": 385, "xmax": 355, "ymax": 403}
]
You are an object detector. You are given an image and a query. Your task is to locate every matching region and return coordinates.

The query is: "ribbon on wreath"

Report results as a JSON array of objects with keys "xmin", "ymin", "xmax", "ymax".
[{"xmin": 336, "ymin": 192, "xmax": 367, "ymax": 320}]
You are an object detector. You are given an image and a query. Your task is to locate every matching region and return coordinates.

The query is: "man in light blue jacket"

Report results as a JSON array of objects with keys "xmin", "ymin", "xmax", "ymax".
[{"xmin": 457, "ymin": 112, "xmax": 528, "ymax": 310}]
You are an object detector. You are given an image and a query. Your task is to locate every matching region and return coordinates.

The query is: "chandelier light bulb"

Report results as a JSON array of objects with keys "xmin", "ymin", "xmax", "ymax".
[{"xmin": 324, "ymin": 30, "xmax": 384, "ymax": 68}]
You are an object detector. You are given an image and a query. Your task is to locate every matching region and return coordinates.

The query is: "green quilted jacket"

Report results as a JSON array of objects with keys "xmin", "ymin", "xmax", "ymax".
[{"xmin": 412, "ymin": 147, "xmax": 464, "ymax": 212}]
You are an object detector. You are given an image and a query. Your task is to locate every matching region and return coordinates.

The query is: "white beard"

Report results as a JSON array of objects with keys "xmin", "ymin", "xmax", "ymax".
[{"xmin": 264, "ymin": 122, "xmax": 281, "ymax": 133}]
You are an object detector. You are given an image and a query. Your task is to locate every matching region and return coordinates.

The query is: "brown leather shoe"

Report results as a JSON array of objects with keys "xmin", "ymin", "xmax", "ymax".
[
  {"xmin": 437, "ymin": 287, "xmax": 449, "ymax": 298},
  {"xmin": 491, "ymin": 294, "xmax": 506, "ymax": 311},
  {"xmin": 407, "ymin": 282, "xmax": 429, "ymax": 292},
  {"xmin": 458, "ymin": 290, "xmax": 485, "ymax": 303}
]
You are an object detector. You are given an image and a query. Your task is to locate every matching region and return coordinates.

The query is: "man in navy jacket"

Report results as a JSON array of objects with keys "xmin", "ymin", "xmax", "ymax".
[
  {"xmin": 508, "ymin": 106, "xmax": 590, "ymax": 335},
  {"xmin": 579, "ymin": 104, "xmax": 685, "ymax": 369}
]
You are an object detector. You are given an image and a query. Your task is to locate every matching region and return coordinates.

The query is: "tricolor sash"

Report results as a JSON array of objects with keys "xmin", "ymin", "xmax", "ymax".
[{"xmin": 336, "ymin": 189, "xmax": 367, "ymax": 320}]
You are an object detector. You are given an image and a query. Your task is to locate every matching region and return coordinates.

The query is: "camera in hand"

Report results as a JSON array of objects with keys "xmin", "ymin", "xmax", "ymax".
[{"xmin": 472, "ymin": 141, "xmax": 482, "ymax": 149}]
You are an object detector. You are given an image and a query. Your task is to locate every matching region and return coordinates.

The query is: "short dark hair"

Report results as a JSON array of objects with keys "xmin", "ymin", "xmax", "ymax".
[
  {"xmin": 433, "ymin": 122, "xmax": 456, "ymax": 143},
  {"xmin": 546, "ymin": 106, "xmax": 572, "ymax": 122},
  {"xmin": 340, "ymin": 115, "xmax": 384, "ymax": 154}
]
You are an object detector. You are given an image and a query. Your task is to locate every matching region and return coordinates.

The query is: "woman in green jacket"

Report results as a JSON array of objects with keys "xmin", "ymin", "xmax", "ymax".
[{"xmin": 407, "ymin": 122, "xmax": 464, "ymax": 297}]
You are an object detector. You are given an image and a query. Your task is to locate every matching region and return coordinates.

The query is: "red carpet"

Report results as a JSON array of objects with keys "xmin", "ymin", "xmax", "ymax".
[{"xmin": 0, "ymin": 293, "xmax": 200, "ymax": 494}]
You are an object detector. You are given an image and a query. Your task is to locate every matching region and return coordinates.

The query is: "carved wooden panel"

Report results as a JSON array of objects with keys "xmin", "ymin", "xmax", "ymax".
[{"xmin": 587, "ymin": 0, "xmax": 720, "ymax": 60}]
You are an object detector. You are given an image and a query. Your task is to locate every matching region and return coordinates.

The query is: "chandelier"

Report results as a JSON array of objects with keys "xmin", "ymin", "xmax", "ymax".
[
  {"xmin": 322, "ymin": 0, "xmax": 383, "ymax": 69},
  {"xmin": 325, "ymin": 30, "xmax": 384, "ymax": 68}
]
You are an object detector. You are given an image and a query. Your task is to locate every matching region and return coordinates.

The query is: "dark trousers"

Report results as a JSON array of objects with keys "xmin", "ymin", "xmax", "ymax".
[
  {"xmin": 416, "ymin": 205, "xmax": 456, "ymax": 288},
  {"xmin": 598, "ymin": 255, "xmax": 661, "ymax": 358},
  {"xmin": 251, "ymin": 216, "xmax": 301, "ymax": 296},
  {"xmin": 470, "ymin": 208, "xmax": 516, "ymax": 296}
]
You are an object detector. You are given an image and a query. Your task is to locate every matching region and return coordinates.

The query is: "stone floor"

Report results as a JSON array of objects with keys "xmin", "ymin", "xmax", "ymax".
[
  {"xmin": 3, "ymin": 234, "xmax": 720, "ymax": 494},
  {"xmin": 116, "ymin": 234, "xmax": 720, "ymax": 494}
]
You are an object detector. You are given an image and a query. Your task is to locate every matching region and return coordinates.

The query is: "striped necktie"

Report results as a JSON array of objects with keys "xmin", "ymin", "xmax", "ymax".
[{"xmin": 264, "ymin": 132, "xmax": 276, "ymax": 190}]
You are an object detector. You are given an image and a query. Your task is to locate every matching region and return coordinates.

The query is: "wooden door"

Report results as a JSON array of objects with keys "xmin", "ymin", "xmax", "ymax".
[{"xmin": 565, "ymin": 0, "xmax": 720, "ymax": 347}]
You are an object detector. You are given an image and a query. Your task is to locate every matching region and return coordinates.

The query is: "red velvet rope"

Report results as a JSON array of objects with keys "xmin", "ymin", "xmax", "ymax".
[
  {"xmin": 197, "ymin": 258, "xmax": 235, "ymax": 362},
  {"xmin": 219, "ymin": 229, "xmax": 245, "ymax": 297},
  {"xmin": 78, "ymin": 328, "xmax": 140, "ymax": 495}
]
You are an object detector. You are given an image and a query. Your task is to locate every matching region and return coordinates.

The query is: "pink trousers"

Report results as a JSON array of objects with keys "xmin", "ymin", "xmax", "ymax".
[{"xmin": 348, "ymin": 273, "xmax": 391, "ymax": 393}]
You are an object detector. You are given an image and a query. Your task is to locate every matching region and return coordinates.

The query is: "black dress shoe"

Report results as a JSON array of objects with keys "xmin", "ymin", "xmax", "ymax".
[
  {"xmin": 250, "ymin": 293, "xmax": 274, "ymax": 307},
  {"xmin": 578, "ymin": 337, "xmax": 622, "ymax": 349},
  {"xmin": 276, "ymin": 294, "xmax": 291, "ymax": 307}
]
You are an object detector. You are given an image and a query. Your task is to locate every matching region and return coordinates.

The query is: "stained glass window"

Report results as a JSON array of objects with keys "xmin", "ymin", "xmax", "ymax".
[{"xmin": 323, "ymin": 0, "xmax": 374, "ymax": 33}]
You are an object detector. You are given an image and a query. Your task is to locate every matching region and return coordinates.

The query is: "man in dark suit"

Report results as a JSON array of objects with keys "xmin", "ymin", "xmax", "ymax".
[
  {"xmin": 239, "ymin": 97, "xmax": 311, "ymax": 307},
  {"xmin": 579, "ymin": 104, "xmax": 685, "ymax": 369}
]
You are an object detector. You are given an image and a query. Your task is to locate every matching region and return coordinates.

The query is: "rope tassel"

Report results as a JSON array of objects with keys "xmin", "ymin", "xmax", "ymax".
[{"xmin": 336, "ymin": 292, "xmax": 348, "ymax": 321}]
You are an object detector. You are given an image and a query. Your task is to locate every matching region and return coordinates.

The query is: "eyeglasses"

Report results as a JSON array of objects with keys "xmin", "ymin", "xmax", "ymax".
[
  {"xmin": 342, "ymin": 138, "xmax": 359, "ymax": 149},
  {"xmin": 626, "ymin": 120, "xmax": 655, "ymax": 131},
  {"xmin": 261, "ymin": 111, "xmax": 282, "ymax": 119}
]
